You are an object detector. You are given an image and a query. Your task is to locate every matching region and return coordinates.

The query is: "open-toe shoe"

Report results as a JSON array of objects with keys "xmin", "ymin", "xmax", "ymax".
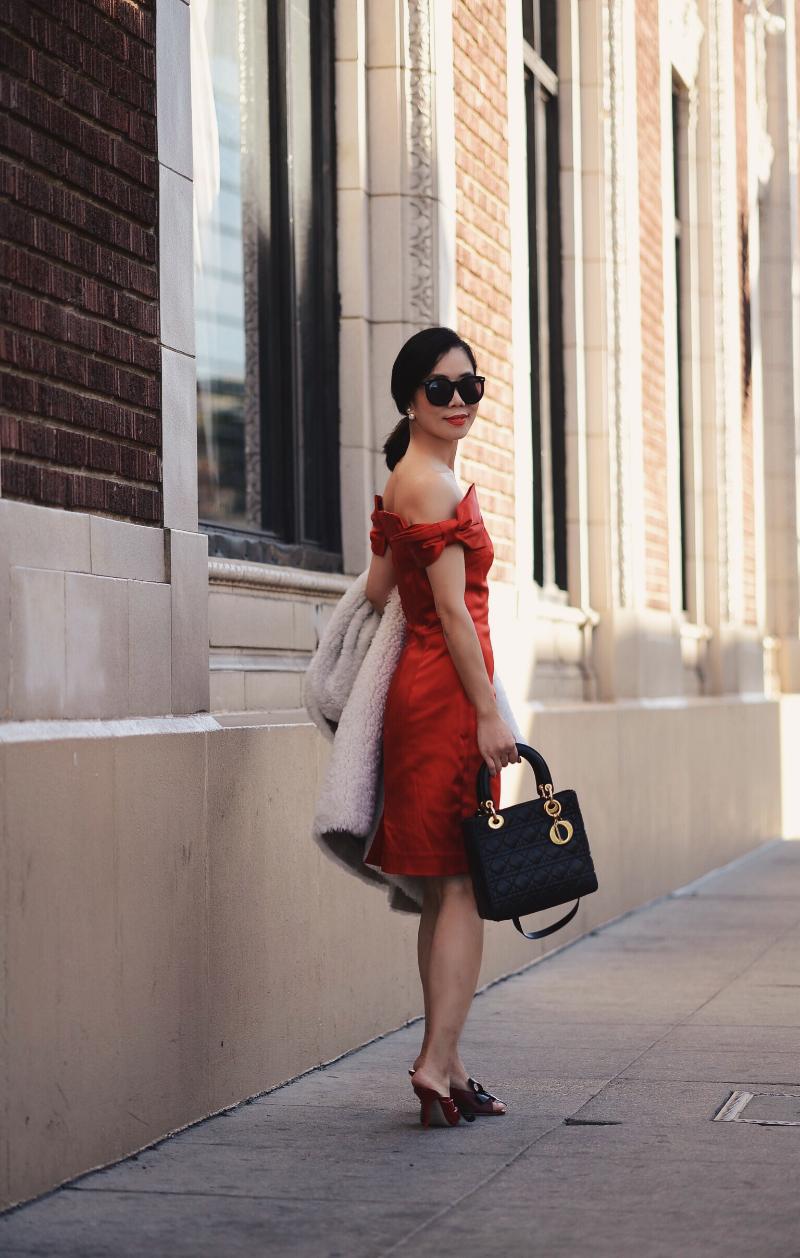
[{"xmin": 450, "ymin": 1077, "xmax": 507, "ymax": 1116}]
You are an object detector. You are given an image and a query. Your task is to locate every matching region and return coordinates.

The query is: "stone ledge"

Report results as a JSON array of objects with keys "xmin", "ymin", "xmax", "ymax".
[{"xmin": 208, "ymin": 557, "xmax": 352, "ymax": 598}]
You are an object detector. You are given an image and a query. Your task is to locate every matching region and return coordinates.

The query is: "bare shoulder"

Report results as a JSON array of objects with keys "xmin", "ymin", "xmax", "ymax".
[
  {"xmin": 378, "ymin": 470, "xmax": 396, "ymax": 507},
  {"xmin": 385, "ymin": 470, "xmax": 464, "ymax": 526}
]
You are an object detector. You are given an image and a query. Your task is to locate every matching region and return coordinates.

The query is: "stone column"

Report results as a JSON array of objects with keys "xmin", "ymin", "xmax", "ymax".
[
  {"xmin": 339, "ymin": 0, "xmax": 455, "ymax": 570},
  {"xmin": 161, "ymin": 0, "xmax": 209, "ymax": 713},
  {"xmin": 696, "ymin": 0, "xmax": 747, "ymax": 694},
  {"xmin": 759, "ymin": 0, "xmax": 800, "ymax": 690},
  {"xmin": 582, "ymin": 0, "xmax": 683, "ymax": 702},
  {"xmin": 665, "ymin": 1, "xmax": 712, "ymax": 693}
]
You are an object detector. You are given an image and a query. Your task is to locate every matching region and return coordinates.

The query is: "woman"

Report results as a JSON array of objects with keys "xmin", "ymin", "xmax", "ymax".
[{"xmin": 365, "ymin": 327, "xmax": 521, "ymax": 1128}]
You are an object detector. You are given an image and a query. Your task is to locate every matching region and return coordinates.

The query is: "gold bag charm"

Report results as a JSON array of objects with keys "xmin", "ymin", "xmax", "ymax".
[
  {"xmin": 541, "ymin": 784, "xmax": 574, "ymax": 845},
  {"xmin": 480, "ymin": 799, "xmax": 504, "ymax": 829}
]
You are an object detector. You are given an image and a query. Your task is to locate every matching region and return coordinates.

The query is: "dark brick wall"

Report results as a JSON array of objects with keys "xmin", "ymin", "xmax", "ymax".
[{"xmin": 0, "ymin": 0, "xmax": 162, "ymax": 523}]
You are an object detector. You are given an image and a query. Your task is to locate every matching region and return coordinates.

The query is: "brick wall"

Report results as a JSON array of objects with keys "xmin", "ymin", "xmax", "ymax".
[
  {"xmin": 452, "ymin": 0, "xmax": 515, "ymax": 583},
  {"xmin": 0, "ymin": 0, "xmax": 162, "ymax": 524},
  {"xmin": 733, "ymin": 2, "xmax": 757, "ymax": 626},
  {"xmin": 636, "ymin": 0, "xmax": 670, "ymax": 613}
]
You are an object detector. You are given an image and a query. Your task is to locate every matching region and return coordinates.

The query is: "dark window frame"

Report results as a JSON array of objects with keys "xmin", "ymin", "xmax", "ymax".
[
  {"xmin": 199, "ymin": 0, "xmax": 342, "ymax": 573},
  {"xmin": 672, "ymin": 79, "xmax": 689, "ymax": 614},
  {"xmin": 523, "ymin": 0, "xmax": 567, "ymax": 595}
]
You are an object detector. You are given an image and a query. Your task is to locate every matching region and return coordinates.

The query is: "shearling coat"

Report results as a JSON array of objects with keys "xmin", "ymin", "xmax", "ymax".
[{"xmin": 303, "ymin": 567, "xmax": 523, "ymax": 914}]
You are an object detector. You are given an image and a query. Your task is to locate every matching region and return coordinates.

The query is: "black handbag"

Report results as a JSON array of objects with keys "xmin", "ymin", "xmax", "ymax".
[{"xmin": 461, "ymin": 742, "xmax": 598, "ymax": 939}]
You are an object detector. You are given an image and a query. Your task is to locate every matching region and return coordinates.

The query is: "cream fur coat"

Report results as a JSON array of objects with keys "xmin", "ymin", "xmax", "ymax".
[{"xmin": 303, "ymin": 568, "xmax": 523, "ymax": 914}]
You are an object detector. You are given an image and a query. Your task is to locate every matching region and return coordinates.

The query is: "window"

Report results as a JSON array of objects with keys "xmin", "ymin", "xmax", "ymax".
[
  {"xmin": 191, "ymin": 0, "xmax": 340, "ymax": 570},
  {"xmin": 523, "ymin": 0, "xmax": 566, "ymax": 594}
]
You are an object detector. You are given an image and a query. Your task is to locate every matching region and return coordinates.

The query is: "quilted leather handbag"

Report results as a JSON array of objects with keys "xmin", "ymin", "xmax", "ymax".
[{"xmin": 461, "ymin": 742, "xmax": 598, "ymax": 939}]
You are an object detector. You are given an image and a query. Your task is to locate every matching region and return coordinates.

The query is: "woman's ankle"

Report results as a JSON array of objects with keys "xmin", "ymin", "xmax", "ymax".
[
  {"xmin": 412, "ymin": 1052, "xmax": 453, "ymax": 1092},
  {"xmin": 449, "ymin": 1058, "xmax": 470, "ymax": 1087}
]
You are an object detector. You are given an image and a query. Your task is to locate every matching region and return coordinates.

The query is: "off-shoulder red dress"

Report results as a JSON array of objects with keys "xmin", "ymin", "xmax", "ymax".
[{"xmin": 365, "ymin": 481, "xmax": 502, "ymax": 876}]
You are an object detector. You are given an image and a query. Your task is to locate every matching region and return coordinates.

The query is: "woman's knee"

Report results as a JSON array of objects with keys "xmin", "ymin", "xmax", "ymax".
[
  {"xmin": 423, "ymin": 875, "xmax": 480, "ymax": 919},
  {"xmin": 439, "ymin": 874, "xmax": 477, "ymax": 907}
]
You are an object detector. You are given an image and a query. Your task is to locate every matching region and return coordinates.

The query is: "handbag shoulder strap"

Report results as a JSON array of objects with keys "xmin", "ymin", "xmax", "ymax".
[{"xmin": 513, "ymin": 898, "xmax": 581, "ymax": 940}]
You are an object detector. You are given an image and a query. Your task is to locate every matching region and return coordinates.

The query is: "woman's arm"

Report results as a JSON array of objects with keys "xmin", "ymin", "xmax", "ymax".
[
  {"xmin": 365, "ymin": 548, "xmax": 397, "ymax": 614},
  {"xmin": 430, "ymin": 551, "xmax": 518, "ymax": 776},
  {"xmin": 397, "ymin": 478, "xmax": 518, "ymax": 775}
]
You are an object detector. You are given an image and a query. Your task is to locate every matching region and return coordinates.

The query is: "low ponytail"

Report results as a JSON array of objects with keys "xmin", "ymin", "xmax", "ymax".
[{"xmin": 382, "ymin": 413, "xmax": 411, "ymax": 470}]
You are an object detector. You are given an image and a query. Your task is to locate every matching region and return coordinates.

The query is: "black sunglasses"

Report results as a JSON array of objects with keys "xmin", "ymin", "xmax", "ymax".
[{"xmin": 421, "ymin": 373, "xmax": 485, "ymax": 407}]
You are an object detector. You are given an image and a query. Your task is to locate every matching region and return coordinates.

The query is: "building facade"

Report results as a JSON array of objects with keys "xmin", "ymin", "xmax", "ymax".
[{"xmin": 1, "ymin": 0, "xmax": 799, "ymax": 1211}]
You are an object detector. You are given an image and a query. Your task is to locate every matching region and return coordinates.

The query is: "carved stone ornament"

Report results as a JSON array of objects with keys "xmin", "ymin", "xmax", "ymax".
[
  {"xmin": 406, "ymin": 0, "xmax": 436, "ymax": 322},
  {"xmin": 669, "ymin": 0, "xmax": 705, "ymax": 90},
  {"xmin": 741, "ymin": 0, "xmax": 787, "ymax": 188}
]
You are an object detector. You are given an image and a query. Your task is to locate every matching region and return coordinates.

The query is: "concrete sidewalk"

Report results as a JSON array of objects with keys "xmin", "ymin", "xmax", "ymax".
[{"xmin": 2, "ymin": 840, "xmax": 799, "ymax": 1257}]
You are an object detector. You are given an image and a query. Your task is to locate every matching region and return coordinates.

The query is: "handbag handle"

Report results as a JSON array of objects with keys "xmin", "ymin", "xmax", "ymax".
[{"xmin": 475, "ymin": 741, "xmax": 554, "ymax": 805}]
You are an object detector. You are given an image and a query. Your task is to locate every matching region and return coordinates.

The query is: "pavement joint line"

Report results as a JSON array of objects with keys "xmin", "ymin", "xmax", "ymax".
[
  {"xmin": 60, "ymin": 1186, "xmax": 451, "ymax": 1204},
  {"xmin": 673, "ymin": 1020, "xmax": 800, "ymax": 1029},
  {"xmin": 119, "ymin": 1141, "xmax": 562, "ymax": 1155},
  {"xmin": 520, "ymin": 1151, "xmax": 796, "ymax": 1164},
  {"xmin": 563, "ymin": 1117, "xmax": 622, "ymax": 1125},
  {"xmin": 616, "ymin": 1077, "xmax": 800, "ymax": 1086},
  {"xmin": 375, "ymin": 1119, "xmax": 565, "ymax": 1258},
  {"xmin": 675, "ymin": 893, "xmax": 800, "ymax": 903},
  {"xmin": 0, "ymin": 1183, "xmax": 435, "ymax": 1219}
]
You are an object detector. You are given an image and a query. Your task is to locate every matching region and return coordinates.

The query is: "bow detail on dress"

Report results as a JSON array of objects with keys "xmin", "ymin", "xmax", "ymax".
[
  {"xmin": 405, "ymin": 513, "xmax": 486, "ymax": 568},
  {"xmin": 369, "ymin": 487, "xmax": 487, "ymax": 567}
]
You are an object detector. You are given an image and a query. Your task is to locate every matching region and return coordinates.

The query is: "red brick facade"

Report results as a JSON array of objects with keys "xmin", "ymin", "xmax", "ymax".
[
  {"xmin": 453, "ymin": 0, "xmax": 515, "ymax": 583},
  {"xmin": 733, "ymin": 3, "xmax": 757, "ymax": 626},
  {"xmin": 636, "ymin": 0, "xmax": 670, "ymax": 613},
  {"xmin": 0, "ymin": 0, "xmax": 162, "ymax": 523}
]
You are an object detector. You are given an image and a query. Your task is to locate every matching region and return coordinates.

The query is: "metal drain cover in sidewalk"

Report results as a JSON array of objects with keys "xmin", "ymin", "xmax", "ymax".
[{"xmin": 714, "ymin": 1091, "xmax": 800, "ymax": 1126}]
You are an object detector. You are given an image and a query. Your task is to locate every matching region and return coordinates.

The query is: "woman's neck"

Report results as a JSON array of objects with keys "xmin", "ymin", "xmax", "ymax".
[{"xmin": 405, "ymin": 425, "xmax": 455, "ymax": 470}]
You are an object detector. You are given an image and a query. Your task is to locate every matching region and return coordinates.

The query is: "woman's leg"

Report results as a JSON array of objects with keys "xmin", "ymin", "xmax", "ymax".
[
  {"xmin": 411, "ymin": 874, "xmax": 485, "ymax": 1096},
  {"xmin": 413, "ymin": 881, "xmax": 472, "ymax": 1084},
  {"xmin": 413, "ymin": 879, "xmax": 442, "ymax": 1067}
]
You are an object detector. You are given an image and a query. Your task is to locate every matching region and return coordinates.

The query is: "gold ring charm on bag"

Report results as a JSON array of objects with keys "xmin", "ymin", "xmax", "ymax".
[{"xmin": 481, "ymin": 799, "xmax": 505, "ymax": 829}]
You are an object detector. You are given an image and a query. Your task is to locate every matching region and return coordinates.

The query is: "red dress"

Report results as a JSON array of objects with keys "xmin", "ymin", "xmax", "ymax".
[{"xmin": 364, "ymin": 481, "xmax": 502, "ymax": 876}]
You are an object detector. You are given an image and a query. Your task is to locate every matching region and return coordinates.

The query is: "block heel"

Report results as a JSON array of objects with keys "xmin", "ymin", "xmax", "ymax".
[{"xmin": 411, "ymin": 1080, "xmax": 462, "ymax": 1128}]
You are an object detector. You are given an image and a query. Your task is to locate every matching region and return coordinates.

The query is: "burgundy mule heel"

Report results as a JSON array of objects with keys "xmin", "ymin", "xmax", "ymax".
[
  {"xmin": 450, "ymin": 1077, "xmax": 507, "ymax": 1117},
  {"xmin": 411, "ymin": 1079, "xmax": 462, "ymax": 1128}
]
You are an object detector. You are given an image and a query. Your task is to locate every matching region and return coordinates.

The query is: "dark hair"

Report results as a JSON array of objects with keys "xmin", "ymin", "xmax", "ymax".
[{"xmin": 381, "ymin": 326, "xmax": 478, "ymax": 470}]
